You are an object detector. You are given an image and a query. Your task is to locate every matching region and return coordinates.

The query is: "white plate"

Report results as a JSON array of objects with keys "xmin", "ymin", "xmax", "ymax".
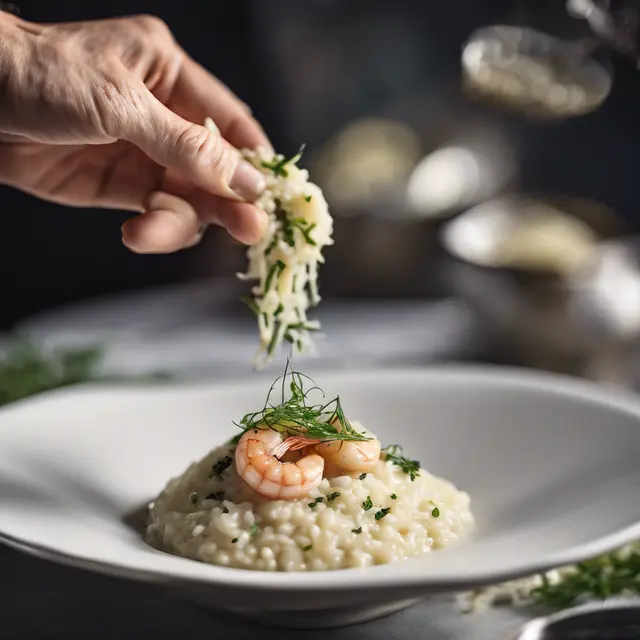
[{"xmin": 0, "ymin": 365, "xmax": 639, "ymax": 628}]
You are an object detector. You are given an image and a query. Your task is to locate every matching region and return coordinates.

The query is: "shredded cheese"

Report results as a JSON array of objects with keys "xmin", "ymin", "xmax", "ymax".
[{"xmin": 205, "ymin": 119, "xmax": 334, "ymax": 369}]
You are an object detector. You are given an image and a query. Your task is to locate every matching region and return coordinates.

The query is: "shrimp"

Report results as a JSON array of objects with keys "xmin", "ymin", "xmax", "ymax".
[
  {"xmin": 234, "ymin": 427, "xmax": 324, "ymax": 500},
  {"xmin": 315, "ymin": 436, "xmax": 381, "ymax": 478}
]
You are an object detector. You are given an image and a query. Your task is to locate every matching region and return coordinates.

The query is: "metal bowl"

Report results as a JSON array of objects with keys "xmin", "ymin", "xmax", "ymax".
[
  {"xmin": 514, "ymin": 598, "xmax": 640, "ymax": 639},
  {"xmin": 440, "ymin": 194, "xmax": 626, "ymax": 375},
  {"xmin": 462, "ymin": 25, "xmax": 613, "ymax": 119}
]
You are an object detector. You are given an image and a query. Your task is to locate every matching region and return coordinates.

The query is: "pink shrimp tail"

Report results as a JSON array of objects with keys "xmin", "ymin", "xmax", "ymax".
[{"xmin": 271, "ymin": 436, "xmax": 321, "ymax": 459}]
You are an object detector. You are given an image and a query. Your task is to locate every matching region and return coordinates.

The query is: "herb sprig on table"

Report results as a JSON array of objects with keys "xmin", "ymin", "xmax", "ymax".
[
  {"xmin": 0, "ymin": 339, "xmax": 171, "ymax": 407},
  {"xmin": 531, "ymin": 545, "xmax": 640, "ymax": 609}
]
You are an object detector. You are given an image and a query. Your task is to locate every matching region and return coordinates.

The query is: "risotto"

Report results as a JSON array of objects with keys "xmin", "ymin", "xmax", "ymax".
[{"xmin": 146, "ymin": 368, "xmax": 474, "ymax": 572}]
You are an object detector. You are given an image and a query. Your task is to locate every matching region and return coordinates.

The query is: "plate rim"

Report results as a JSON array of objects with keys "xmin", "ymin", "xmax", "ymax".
[{"xmin": 1, "ymin": 363, "xmax": 640, "ymax": 595}]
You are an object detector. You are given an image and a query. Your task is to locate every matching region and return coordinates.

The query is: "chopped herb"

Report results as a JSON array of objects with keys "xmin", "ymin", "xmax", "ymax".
[
  {"xmin": 264, "ymin": 260, "xmax": 286, "ymax": 294},
  {"xmin": 189, "ymin": 492, "xmax": 198, "ymax": 504},
  {"xmin": 231, "ymin": 538, "xmax": 238, "ymax": 544},
  {"xmin": 304, "ymin": 195, "xmax": 312, "ymax": 203},
  {"xmin": 241, "ymin": 296, "xmax": 260, "ymax": 317},
  {"xmin": 221, "ymin": 506, "xmax": 229, "ymax": 514},
  {"xmin": 286, "ymin": 322, "xmax": 318, "ymax": 331},
  {"xmin": 382, "ymin": 445, "xmax": 421, "ymax": 481},
  {"xmin": 326, "ymin": 492, "xmax": 341, "ymax": 502},
  {"xmin": 250, "ymin": 524, "xmax": 259, "ymax": 537},
  {"xmin": 274, "ymin": 303, "xmax": 284, "ymax": 316},
  {"xmin": 362, "ymin": 496, "xmax": 373, "ymax": 511},
  {"xmin": 290, "ymin": 218, "xmax": 317, "ymax": 246},
  {"xmin": 431, "ymin": 506, "xmax": 440, "ymax": 518},
  {"xmin": 211, "ymin": 456, "xmax": 233, "ymax": 479},
  {"xmin": 260, "ymin": 144, "xmax": 306, "ymax": 178},
  {"xmin": 266, "ymin": 324, "xmax": 281, "ymax": 357},
  {"xmin": 375, "ymin": 508, "xmax": 391, "ymax": 521},
  {"xmin": 205, "ymin": 492, "xmax": 225, "ymax": 501},
  {"xmin": 352, "ymin": 527, "xmax": 362, "ymax": 534},
  {"xmin": 358, "ymin": 473, "xmax": 368, "ymax": 480},
  {"xmin": 302, "ymin": 544, "xmax": 313, "ymax": 551},
  {"xmin": 308, "ymin": 496, "xmax": 323, "ymax": 509},
  {"xmin": 391, "ymin": 493, "xmax": 398, "ymax": 500}
]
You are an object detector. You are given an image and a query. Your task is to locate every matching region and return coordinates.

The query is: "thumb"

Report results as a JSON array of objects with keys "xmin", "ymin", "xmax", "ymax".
[{"xmin": 112, "ymin": 84, "xmax": 266, "ymax": 202}]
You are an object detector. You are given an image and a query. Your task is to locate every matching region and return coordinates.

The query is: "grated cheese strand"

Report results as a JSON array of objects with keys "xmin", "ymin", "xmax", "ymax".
[{"xmin": 205, "ymin": 119, "xmax": 334, "ymax": 369}]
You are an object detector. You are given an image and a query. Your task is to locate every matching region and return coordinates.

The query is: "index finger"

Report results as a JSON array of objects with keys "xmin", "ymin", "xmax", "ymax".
[{"xmin": 168, "ymin": 54, "xmax": 272, "ymax": 152}]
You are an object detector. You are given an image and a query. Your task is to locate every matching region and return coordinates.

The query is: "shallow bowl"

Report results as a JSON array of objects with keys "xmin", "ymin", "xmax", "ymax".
[{"xmin": 1, "ymin": 366, "xmax": 639, "ymax": 628}]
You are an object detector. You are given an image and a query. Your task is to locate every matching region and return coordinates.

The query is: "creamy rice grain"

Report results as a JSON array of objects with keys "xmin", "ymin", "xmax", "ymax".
[{"xmin": 146, "ymin": 439, "xmax": 474, "ymax": 572}]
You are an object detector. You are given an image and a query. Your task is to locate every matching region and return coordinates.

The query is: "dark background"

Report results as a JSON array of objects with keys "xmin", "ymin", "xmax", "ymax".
[{"xmin": 2, "ymin": 0, "xmax": 640, "ymax": 328}]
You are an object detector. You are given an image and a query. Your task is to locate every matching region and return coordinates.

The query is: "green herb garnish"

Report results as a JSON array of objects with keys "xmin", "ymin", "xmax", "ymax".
[
  {"xmin": 0, "ymin": 340, "xmax": 171, "ymax": 407},
  {"xmin": 241, "ymin": 296, "xmax": 261, "ymax": 317},
  {"xmin": 232, "ymin": 538, "xmax": 238, "ymax": 544},
  {"xmin": 529, "ymin": 546, "xmax": 640, "ymax": 609},
  {"xmin": 358, "ymin": 473, "xmax": 367, "ymax": 480},
  {"xmin": 302, "ymin": 544, "xmax": 313, "ymax": 551},
  {"xmin": 375, "ymin": 508, "xmax": 391, "ymax": 521},
  {"xmin": 264, "ymin": 260, "xmax": 286, "ymax": 294},
  {"xmin": 431, "ymin": 506, "xmax": 440, "ymax": 518},
  {"xmin": 308, "ymin": 496, "xmax": 323, "ymax": 509},
  {"xmin": 362, "ymin": 496, "xmax": 373, "ymax": 511},
  {"xmin": 273, "ymin": 201, "xmax": 317, "ymax": 248},
  {"xmin": 233, "ymin": 361, "xmax": 371, "ymax": 446},
  {"xmin": 250, "ymin": 524, "xmax": 259, "ymax": 537},
  {"xmin": 326, "ymin": 492, "xmax": 341, "ymax": 502},
  {"xmin": 260, "ymin": 144, "xmax": 306, "ymax": 178},
  {"xmin": 382, "ymin": 445, "xmax": 420, "ymax": 481},
  {"xmin": 391, "ymin": 493, "xmax": 398, "ymax": 500},
  {"xmin": 211, "ymin": 456, "xmax": 233, "ymax": 479},
  {"xmin": 352, "ymin": 527, "xmax": 362, "ymax": 534},
  {"xmin": 304, "ymin": 195, "xmax": 312, "ymax": 203},
  {"xmin": 221, "ymin": 506, "xmax": 229, "ymax": 514},
  {"xmin": 189, "ymin": 492, "xmax": 198, "ymax": 504}
]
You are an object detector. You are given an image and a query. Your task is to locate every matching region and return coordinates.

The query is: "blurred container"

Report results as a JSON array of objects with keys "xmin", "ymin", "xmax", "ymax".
[
  {"xmin": 441, "ymin": 194, "xmax": 626, "ymax": 375},
  {"xmin": 308, "ymin": 116, "xmax": 519, "ymax": 298},
  {"xmin": 462, "ymin": 25, "xmax": 613, "ymax": 119}
]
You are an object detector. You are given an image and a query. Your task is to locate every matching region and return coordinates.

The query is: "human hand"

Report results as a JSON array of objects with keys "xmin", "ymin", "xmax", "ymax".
[{"xmin": 0, "ymin": 12, "xmax": 271, "ymax": 252}]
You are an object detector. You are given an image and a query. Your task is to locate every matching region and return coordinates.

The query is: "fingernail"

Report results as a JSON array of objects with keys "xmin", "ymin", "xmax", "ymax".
[{"xmin": 230, "ymin": 160, "xmax": 266, "ymax": 201}]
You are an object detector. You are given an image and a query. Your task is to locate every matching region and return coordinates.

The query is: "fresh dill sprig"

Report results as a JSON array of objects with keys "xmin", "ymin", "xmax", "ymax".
[
  {"xmin": 232, "ymin": 361, "xmax": 370, "ymax": 444},
  {"xmin": 382, "ymin": 444, "xmax": 421, "ymax": 481}
]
